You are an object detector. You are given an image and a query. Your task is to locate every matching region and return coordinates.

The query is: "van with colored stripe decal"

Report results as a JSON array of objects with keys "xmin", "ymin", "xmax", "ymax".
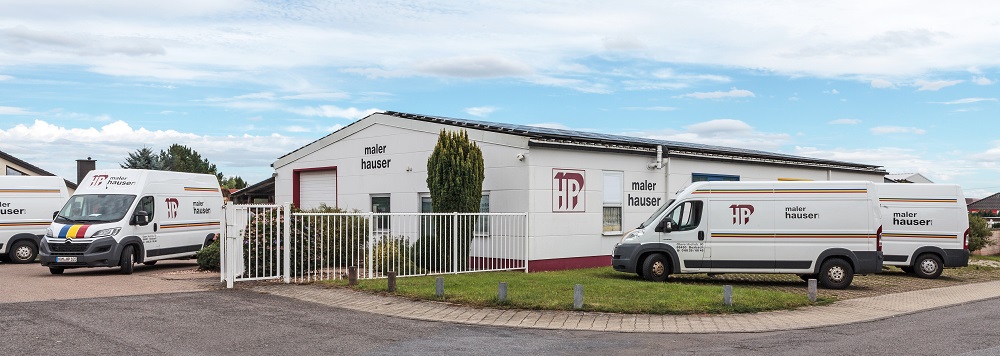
[
  {"xmin": 611, "ymin": 181, "xmax": 883, "ymax": 289},
  {"xmin": 39, "ymin": 169, "xmax": 222, "ymax": 275},
  {"xmin": 0, "ymin": 176, "xmax": 70, "ymax": 264},
  {"xmin": 875, "ymin": 183, "xmax": 969, "ymax": 278}
]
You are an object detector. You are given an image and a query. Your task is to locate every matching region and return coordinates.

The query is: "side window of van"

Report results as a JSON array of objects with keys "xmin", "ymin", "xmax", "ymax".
[
  {"xmin": 664, "ymin": 201, "xmax": 703, "ymax": 231},
  {"xmin": 137, "ymin": 196, "xmax": 155, "ymax": 219}
]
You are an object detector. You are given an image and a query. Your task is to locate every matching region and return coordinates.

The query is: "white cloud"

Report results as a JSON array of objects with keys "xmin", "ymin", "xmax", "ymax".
[
  {"xmin": 602, "ymin": 36, "xmax": 645, "ymax": 51},
  {"xmin": 674, "ymin": 88, "xmax": 755, "ymax": 100},
  {"xmin": 914, "ymin": 79, "xmax": 962, "ymax": 91},
  {"xmin": 972, "ymin": 76, "xmax": 993, "ymax": 85},
  {"xmin": 828, "ymin": 119, "xmax": 861, "ymax": 125},
  {"xmin": 464, "ymin": 106, "xmax": 497, "ymax": 117},
  {"xmin": 0, "ymin": 106, "xmax": 31, "ymax": 115},
  {"xmin": 824, "ymin": 89, "xmax": 839, "ymax": 94},
  {"xmin": 527, "ymin": 76, "xmax": 611, "ymax": 94},
  {"xmin": 0, "ymin": 75, "xmax": 12, "ymax": 81},
  {"xmin": 622, "ymin": 119, "xmax": 790, "ymax": 151},
  {"xmin": 870, "ymin": 126, "xmax": 927, "ymax": 135},
  {"xmin": 870, "ymin": 79, "xmax": 895, "ymax": 89},
  {"xmin": 931, "ymin": 98, "xmax": 998, "ymax": 105},
  {"xmin": 414, "ymin": 56, "xmax": 533, "ymax": 78},
  {"xmin": 0, "ymin": 119, "xmax": 308, "ymax": 183},
  {"xmin": 287, "ymin": 105, "xmax": 381, "ymax": 120},
  {"xmin": 285, "ymin": 125, "xmax": 310, "ymax": 133}
]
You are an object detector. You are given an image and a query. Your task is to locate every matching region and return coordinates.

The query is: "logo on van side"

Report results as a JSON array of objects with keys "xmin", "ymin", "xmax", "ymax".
[
  {"xmin": 165, "ymin": 198, "xmax": 179, "ymax": 218},
  {"xmin": 730, "ymin": 204, "xmax": 754, "ymax": 224},
  {"xmin": 90, "ymin": 175, "xmax": 109, "ymax": 186},
  {"xmin": 552, "ymin": 169, "xmax": 585, "ymax": 212}
]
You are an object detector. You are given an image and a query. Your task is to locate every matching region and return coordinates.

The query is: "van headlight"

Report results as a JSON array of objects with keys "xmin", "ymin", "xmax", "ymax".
[
  {"xmin": 45, "ymin": 228, "xmax": 54, "ymax": 238},
  {"xmin": 91, "ymin": 228, "xmax": 121, "ymax": 239},
  {"xmin": 619, "ymin": 229, "xmax": 643, "ymax": 244}
]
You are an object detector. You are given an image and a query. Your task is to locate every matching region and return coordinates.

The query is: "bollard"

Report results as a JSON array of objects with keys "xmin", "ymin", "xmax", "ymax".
[
  {"xmin": 436, "ymin": 277, "xmax": 444, "ymax": 297},
  {"xmin": 498, "ymin": 282, "xmax": 508, "ymax": 302},
  {"xmin": 723, "ymin": 285, "xmax": 733, "ymax": 306},
  {"xmin": 808, "ymin": 279, "xmax": 817, "ymax": 302},
  {"xmin": 348, "ymin": 266, "xmax": 358, "ymax": 286},
  {"xmin": 387, "ymin": 271, "xmax": 397, "ymax": 293},
  {"xmin": 573, "ymin": 284, "xmax": 584, "ymax": 309}
]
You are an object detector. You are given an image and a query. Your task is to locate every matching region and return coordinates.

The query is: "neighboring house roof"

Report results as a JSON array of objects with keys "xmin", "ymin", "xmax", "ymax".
[
  {"xmin": 277, "ymin": 111, "xmax": 886, "ymax": 173},
  {"xmin": 884, "ymin": 173, "xmax": 933, "ymax": 183},
  {"xmin": 969, "ymin": 192, "xmax": 1000, "ymax": 211},
  {"xmin": 230, "ymin": 175, "xmax": 275, "ymax": 202},
  {"xmin": 966, "ymin": 198, "xmax": 980, "ymax": 205},
  {"xmin": 0, "ymin": 149, "xmax": 78, "ymax": 190}
]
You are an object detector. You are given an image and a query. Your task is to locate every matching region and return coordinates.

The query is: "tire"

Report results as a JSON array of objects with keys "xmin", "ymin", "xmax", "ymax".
[
  {"xmin": 143, "ymin": 261, "xmax": 157, "ymax": 266},
  {"xmin": 641, "ymin": 254, "xmax": 671, "ymax": 282},
  {"xmin": 49, "ymin": 267, "xmax": 64, "ymax": 275},
  {"xmin": 119, "ymin": 245, "xmax": 135, "ymax": 275},
  {"xmin": 8, "ymin": 240, "xmax": 38, "ymax": 264},
  {"xmin": 913, "ymin": 254, "xmax": 943, "ymax": 279},
  {"xmin": 818, "ymin": 258, "xmax": 854, "ymax": 289}
]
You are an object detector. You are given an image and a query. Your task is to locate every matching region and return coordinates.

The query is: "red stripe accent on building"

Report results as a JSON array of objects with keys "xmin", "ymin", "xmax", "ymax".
[{"xmin": 527, "ymin": 255, "xmax": 610, "ymax": 272}]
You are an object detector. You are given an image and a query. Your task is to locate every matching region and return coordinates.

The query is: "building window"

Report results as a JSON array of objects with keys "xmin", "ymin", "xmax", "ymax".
[
  {"xmin": 371, "ymin": 195, "xmax": 390, "ymax": 231},
  {"xmin": 419, "ymin": 195, "xmax": 432, "ymax": 213},
  {"xmin": 6, "ymin": 166, "xmax": 26, "ymax": 176},
  {"xmin": 692, "ymin": 173, "xmax": 740, "ymax": 182},
  {"xmin": 603, "ymin": 171, "xmax": 623, "ymax": 234},
  {"xmin": 476, "ymin": 194, "xmax": 490, "ymax": 235}
]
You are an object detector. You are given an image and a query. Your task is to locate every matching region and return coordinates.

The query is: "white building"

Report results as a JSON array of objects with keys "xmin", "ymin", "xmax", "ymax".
[{"xmin": 272, "ymin": 111, "xmax": 886, "ymax": 271}]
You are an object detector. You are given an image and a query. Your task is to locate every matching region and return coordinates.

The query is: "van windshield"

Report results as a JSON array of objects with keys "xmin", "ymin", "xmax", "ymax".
[
  {"xmin": 638, "ymin": 199, "xmax": 675, "ymax": 229},
  {"xmin": 55, "ymin": 194, "xmax": 137, "ymax": 224}
]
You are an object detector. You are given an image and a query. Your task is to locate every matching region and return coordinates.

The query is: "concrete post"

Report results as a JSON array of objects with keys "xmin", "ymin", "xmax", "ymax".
[
  {"xmin": 573, "ymin": 284, "xmax": 583, "ymax": 309},
  {"xmin": 348, "ymin": 266, "xmax": 358, "ymax": 286},
  {"xmin": 387, "ymin": 271, "xmax": 397, "ymax": 292},
  {"xmin": 498, "ymin": 282, "xmax": 508, "ymax": 302},
  {"xmin": 436, "ymin": 277, "xmax": 444, "ymax": 297},
  {"xmin": 808, "ymin": 279, "xmax": 817, "ymax": 302},
  {"xmin": 723, "ymin": 285, "xmax": 733, "ymax": 306}
]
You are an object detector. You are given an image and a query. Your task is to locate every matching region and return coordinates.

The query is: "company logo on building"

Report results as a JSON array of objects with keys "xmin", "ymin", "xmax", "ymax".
[
  {"xmin": 730, "ymin": 204, "xmax": 754, "ymax": 224},
  {"xmin": 165, "ymin": 198, "xmax": 179, "ymax": 218},
  {"xmin": 552, "ymin": 169, "xmax": 585, "ymax": 212}
]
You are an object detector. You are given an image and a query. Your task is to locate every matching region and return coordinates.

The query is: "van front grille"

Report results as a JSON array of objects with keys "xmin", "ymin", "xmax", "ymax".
[{"xmin": 49, "ymin": 242, "xmax": 90, "ymax": 253}]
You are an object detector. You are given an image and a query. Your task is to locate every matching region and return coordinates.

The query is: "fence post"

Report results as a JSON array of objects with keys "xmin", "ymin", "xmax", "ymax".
[
  {"xmin": 573, "ymin": 284, "xmax": 583, "ymax": 309},
  {"xmin": 723, "ymin": 285, "xmax": 733, "ymax": 306},
  {"xmin": 387, "ymin": 271, "xmax": 397, "ymax": 292},
  {"xmin": 367, "ymin": 212, "xmax": 374, "ymax": 279},
  {"xmin": 222, "ymin": 202, "xmax": 233, "ymax": 288},
  {"xmin": 436, "ymin": 277, "xmax": 444, "ymax": 297},
  {"xmin": 452, "ymin": 212, "xmax": 458, "ymax": 274},
  {"xmin": 348, "ymin": 266, "xmax": 358, "ymax": 286},
  {"xmin": 498, "ymin": 282, "xmax": 508, "ymax": 302},
  {"xmin": 523, "ymin": 213, "xmax": 529, "ymax": 272},
  {"xmin": 808, "ymin": 279, "xmax": 817, "ymax": 302},
  {"xmin": 283, "ymin": 202, "xmax": 291, "ymax": 284}
]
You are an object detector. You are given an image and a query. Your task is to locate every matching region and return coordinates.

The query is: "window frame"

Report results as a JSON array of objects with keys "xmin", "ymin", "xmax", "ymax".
[{"xmin": 602, "ymin": 171, "xmax": 624, "ymax": 235}]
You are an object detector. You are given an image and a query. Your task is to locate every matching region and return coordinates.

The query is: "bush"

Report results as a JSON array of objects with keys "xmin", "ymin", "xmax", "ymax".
[
  {"xmin": 969, "ymin": 215, "xmax": 995, "ymax": 252},
  {"xmin": 196, "ymin": 239, "xmax": 221, "ymax": 271},
  {"xmin": 371, "ymin": 235, "xmax": 420, "ymax": 275}
]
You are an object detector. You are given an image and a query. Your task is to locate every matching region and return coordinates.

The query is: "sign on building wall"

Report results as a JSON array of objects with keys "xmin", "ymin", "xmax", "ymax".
[{"xmin": 552, "ymin": 168, "xmax": 585, "ymax": 212}]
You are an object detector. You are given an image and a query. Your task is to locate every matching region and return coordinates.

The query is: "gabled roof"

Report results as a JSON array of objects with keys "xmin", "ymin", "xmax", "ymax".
[
  {"xmin": 969, "ymin": 192, "xmax": 1000, "ymax": 211},
  {"xmin": 277, "ymin": 111, "xmax": 886, "ymax": 173},
  {"xmin": 0, "ymin": 149, "xmax": 78, "ymax": 190},
  {"xmin": 885, "ymin": 172, "xmax": 933, "ymax": 183}
]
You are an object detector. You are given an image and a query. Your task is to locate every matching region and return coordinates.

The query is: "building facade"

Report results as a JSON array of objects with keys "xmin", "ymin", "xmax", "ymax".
[{"xmin": 272, "ymin": 112, "xmax": 887, "ymax": 271}]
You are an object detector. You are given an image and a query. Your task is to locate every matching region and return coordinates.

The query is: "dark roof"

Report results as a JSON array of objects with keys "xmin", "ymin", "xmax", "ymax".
[
  {"xmin": 231, "ymin": 175, "xmax": 275, "ymax": 198},
  {"xmin": 969, "ymin": 193, "xmax": 1000, "ymax": 211},
  {"xmin": 386, "ymin": 111, "xmax": 883, "ymax": 171},
  {"xmin": 0, "ymin": 149, "xmax": 78, "ymax": 190},
  {"xmin": 277, "ymin": 111, "xmax": 885, "ymax": 172}
]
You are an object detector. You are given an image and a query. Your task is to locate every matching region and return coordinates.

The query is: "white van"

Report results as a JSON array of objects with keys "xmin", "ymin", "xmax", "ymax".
[
  {"xmin": 875, "ymin": 183, "xmax": 969, "ymax": 279},
  {"xmin": 39, "ymin": 169, "xmax": 222, "ymax": 275},
  {"xmin": 612, "ymin": 181, "xmax": 883, "ymax": 289},
  {"xmin": 0, "ymin": 176, "xmax": 70, "ymax": 264}
]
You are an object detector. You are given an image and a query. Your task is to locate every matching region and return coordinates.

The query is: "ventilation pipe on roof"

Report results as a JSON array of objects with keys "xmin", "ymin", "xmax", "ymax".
[{"xmin": 647, "ymin": 145, "xmax": 664, "ymax": 169}]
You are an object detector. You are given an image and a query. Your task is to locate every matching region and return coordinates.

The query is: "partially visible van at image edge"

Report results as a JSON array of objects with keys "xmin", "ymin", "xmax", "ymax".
[
  {"xmin": 39, "ymin": 169, "xmax": 223, "ymax": 275},
  {"xmin": 0, "ymin": 176, "xmax": 70, "ymax": 264},
  {"xmin": 611, "ymin": 181, "xmax": 884, "ymax": 289},
  {"xmin": 875, "ymin": 183, "xmax": 970, "ymax": 279}
]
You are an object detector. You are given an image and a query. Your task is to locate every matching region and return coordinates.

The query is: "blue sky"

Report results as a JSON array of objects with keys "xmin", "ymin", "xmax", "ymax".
[{"xmin": 0, "ymin": 1, "xmax": 998, "ymax": 197}]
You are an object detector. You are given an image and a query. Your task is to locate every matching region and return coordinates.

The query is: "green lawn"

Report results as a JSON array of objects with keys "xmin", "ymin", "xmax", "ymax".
[
  {"xmin": 320, "ymin": 267, "xmax": 830, "ymax": 314},
  {"xmin": 973, "ymin": 254, "xmax": 1000, "ymax": 262}
]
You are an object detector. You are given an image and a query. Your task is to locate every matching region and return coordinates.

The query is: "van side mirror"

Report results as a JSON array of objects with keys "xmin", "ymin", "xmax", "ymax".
[
  {"xmin": 52, "ymin": 211, "xmax": 58, "ymax": 220},
  {"xmin": 655, "ymin": 219, "xmax": 675, "ymax": 233},
  {"xmin": 132, "ymin": 211, "xmax": 151, "ymax": 226}
]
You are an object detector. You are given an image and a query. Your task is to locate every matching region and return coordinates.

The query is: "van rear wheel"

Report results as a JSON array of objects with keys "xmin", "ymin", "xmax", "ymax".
[
  {"xmin": 818, "ymin": 258, "xmax": 853, "ymax": 289},
  {"xmin": 641, "ymin": 254, "xmax": 671, "ymax": 282},
  {"xmin": 119, "ymin": 245, "xmax": 135, "ymax": 275},
  {"xmin": 913, "ymin": 254, "xmax": 943, "ymax": 279}
]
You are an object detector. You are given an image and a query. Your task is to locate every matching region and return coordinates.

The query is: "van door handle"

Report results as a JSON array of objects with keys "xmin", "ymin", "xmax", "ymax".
[
  {"xmin": 154, "ymin": 223, "xmax": 158, "ymax": 232},
  {"xmin": 698, "ymin": 231, "xmax": 705, "ymax": 241}
]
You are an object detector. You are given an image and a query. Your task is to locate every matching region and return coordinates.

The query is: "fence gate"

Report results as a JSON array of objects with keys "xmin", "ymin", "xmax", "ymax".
[
  {"xmin": 221, "ymin": 202, "xmax": 290, "ymax": 288},
  {"xmin": 220, "ymin": 203, "xmax": 528, "ymax": 288}
]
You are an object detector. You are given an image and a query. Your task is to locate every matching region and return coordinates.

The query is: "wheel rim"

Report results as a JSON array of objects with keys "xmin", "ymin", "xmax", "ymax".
[
  {"xmin": 827, "ymin": 265, "xmax": 845, "ymax": 282},
  {"xmin": 920, "ymin": 258, "xmax": 938, "ymax": 274},
  {"xmin": 652, "ymin": 261, "xmax": 665, "ymax": 276},
  {"xmin": 14, "ymin": 245, "xmax": 32, "ymax": 261}
]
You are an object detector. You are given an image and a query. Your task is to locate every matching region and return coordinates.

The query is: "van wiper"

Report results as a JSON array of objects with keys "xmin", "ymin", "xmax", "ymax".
[{"xmin": 56, "ymin": 214, "xmax": 76, "ymax": 223}]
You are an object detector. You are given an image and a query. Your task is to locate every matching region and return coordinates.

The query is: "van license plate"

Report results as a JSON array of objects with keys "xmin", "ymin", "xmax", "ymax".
[{"xmin": 56, "ymin": 257, "xmax": 77, "ymax": 263}]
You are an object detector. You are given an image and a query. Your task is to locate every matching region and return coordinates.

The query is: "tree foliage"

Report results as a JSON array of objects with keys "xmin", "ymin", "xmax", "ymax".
[
  {"xmin": 120, "ymin": 147, "xmax": 168, "ymax": 170},
  {"xmin": 968, "ymin": 214, "xmax": 995, "ymax": 252},
  {"xmin": 121, "ymin": 144, "xmax": 244, "ymax": 187}
]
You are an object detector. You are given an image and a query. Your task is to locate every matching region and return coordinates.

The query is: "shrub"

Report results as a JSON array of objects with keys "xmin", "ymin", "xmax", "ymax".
[
  {"xmin": 371, "ymin": 235, "xmax": 420, "ymax": 275},
  {"xmin": 196, "ymin": 239, "xmax": 221, "ymax": 271},
  {"xmin": 969, "ymin": 215, "xmax": 995, "ymax": 252}
]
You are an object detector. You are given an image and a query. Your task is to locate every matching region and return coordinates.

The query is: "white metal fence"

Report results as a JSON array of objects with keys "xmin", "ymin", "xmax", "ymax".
[{"xmin": 221, "ymin": 203, "xmax": 528, "ymax": 287}]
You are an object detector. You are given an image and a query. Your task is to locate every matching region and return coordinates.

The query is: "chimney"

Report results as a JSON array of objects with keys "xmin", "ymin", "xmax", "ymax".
[{"xmin": 76, "ymin": 157, "xmax": 96, "ymax": 185}]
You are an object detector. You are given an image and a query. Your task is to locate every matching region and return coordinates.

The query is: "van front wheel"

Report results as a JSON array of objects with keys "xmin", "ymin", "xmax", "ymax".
[
  {"xmin": 819, "ymin": 258, "xmax": 853, "ymax": 289},
  {"xmin": 913, "ymin": 254, "xmax": 943, "ymax": 279},
  {"xmin": 642, "ymin": 254, "xmax": 671, "ymax": 282},
  {"xmin": 119, "ymin": 245, "xmax": 135, "ymax": 275}
]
